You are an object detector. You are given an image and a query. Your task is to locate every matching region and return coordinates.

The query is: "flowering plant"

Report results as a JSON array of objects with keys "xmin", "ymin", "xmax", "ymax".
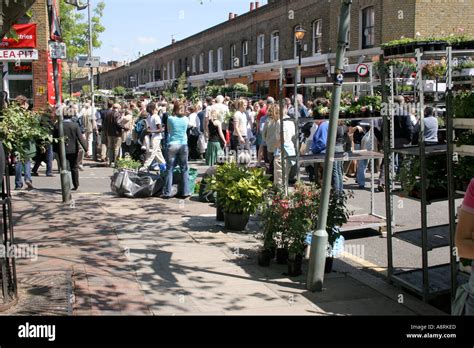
[{"xmin": 260, "ymin": 183, "xmax": 351, "ymax": 257}]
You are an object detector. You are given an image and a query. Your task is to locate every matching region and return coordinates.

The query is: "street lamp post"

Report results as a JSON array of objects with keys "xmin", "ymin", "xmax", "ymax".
[
  {"xmin": 306, "ymin": 0, "xmax": 352, "ymax": 292},
  {"xmin": 294, "ymin": 25, "xmax": 306, "ymax": 181},
  {"xmin": 67, "ymin": 59, "xmax": 73, "ymax": 97}
]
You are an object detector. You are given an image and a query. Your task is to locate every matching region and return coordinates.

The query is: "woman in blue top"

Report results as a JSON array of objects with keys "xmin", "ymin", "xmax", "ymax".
[{"xmin": 162, "ymin": 101, "xmax": 190, "ymax": 198}]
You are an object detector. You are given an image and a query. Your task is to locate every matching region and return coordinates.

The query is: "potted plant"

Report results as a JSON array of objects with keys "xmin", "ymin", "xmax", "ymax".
[
  {"xmin": 208, "ymin": 162, "xmax": 271, "ymax": 231},
  {"xmin": 453, "ymin": 60, "xmax": 474, "ymax": 77},
  {"xmin": 207, "ymin": 162, "xmax": 246, "ymax": 221},
  {"xmin": 258, "ymin": 189, "xmax": 287, "ymax": 266},
  {"xmin": 398, "ymin": 155, "xmax": 449, "ymax": 201},
  {"xmin": 285, "ymin": 184, "xmax": 320, "ymax": 276}
]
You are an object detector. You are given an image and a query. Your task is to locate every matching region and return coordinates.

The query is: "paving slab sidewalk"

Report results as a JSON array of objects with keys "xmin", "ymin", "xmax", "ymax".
[{"xmin": 7, "ymin": 188, "xmax": 444, "ymax": 316}]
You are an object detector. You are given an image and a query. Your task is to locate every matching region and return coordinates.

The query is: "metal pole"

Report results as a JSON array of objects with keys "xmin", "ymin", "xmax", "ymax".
[
  {"xmin": 69, "ymin": 63, "xmax": 72, "ymax": 97},
  {"xmin": 416, "ymin": 48, "xmax": 429, "ymax": 302},
  {"xmin": 88, "ymin": 0, "xmax": 95, "ymax": 138},
  {"xmin": 307, "ymin": 0, "xmax": 352, "ymax": 292},
  {"xmin": 382, "ymin": 57, "xmax": 394, "ymax": 278},
  {"xmin": 279, "ymin": 66, "xmax": 286, "ymax": 194},
  {"xmin": 294, "ymin": 42, "xmax": 302, "ymax": 181},
  {"xmin": 48, "ymin": 1, "xmax": 71, "ymax": 203},
  {"xmin": 53, "ymin": 57, "xmax": 71, "ymax": 203},
  {"xmin": 446, "ymin": 46, "xmax": 457, "ymax": 301}
]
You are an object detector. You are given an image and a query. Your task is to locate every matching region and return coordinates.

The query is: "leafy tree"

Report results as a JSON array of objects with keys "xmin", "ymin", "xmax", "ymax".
[{"xmin": 60, "ymin": 0, "xmax": 106, "ymax": 60}]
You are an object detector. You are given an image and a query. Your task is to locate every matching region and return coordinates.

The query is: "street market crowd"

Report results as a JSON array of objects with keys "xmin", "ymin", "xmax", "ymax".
[{"xmin": 9, "ymin": 91, "xmax": 439, "ymax": 197}]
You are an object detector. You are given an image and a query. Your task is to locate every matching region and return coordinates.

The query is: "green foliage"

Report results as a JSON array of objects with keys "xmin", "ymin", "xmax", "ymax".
[
  {"xmin": 204, "ymin": 84, "xmax": 223, "ymax": 98},
  {"xmin": 207, "ymin": 162, "xmax": 272, "ymax": 216},
  {"xmin": 422, "ymin": 59, "xmax": 447, "ymax": 79},
  {"xmin": 176, "ymin": 73, "xmax": 187, "ymax": 99},
  {"xmin": 453, "ymin": 92, "xmax": 474, "ymax": 118},
  {"xmin": 456, "ymin": 130, "xmax": 474, "ymax": 147},
  {"xmin": 454, "ymin": 157, "xmax": 474, "ymax": 190},
  {"xmin": 82, "ymin": 84, "xmax": 91, "ymax": 94},
  {"xmin": 259, "ymin": 184, "xmax": 351, "ymax": 256},
  {"xmin": 60, "ymin": 0, "xmax": 106, "ymax": 60},
  {"xmin": 232, "ymin": 83, "xmax": 249, "ymax": 93},
  {"xmin": 112, "ymin": 86, "xmax": 127, "ymax": 96},
  {"xmin": 0, "ymin": 106, "xmax": 52, "ymax": 160},
  {"xmin": 398, "ymin": 155, "xmax": 448, "ymax": 193},
  {"xmin": 116, "ymin": 156, "xmax": 142, "ymax": 170}
]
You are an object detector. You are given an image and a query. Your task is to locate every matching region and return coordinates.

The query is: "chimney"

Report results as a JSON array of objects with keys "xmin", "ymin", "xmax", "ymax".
[
  {"xmin": 250, "ymin": 2, "xmax": 254, "ymax": 11},
  {"xmin": 172, "ymin": 39, "xmax": 176, "ymax": 44},
  {"xmin": 229, "ymin": 12, "xmax": 233, "ymax": 20},
  {"xmin": 255, "ymin": 1, "xmax": 259, "ymax": 9},
  {"xmin": 233, "ymin": 13, "xmax": 238, "ymax": 18}
]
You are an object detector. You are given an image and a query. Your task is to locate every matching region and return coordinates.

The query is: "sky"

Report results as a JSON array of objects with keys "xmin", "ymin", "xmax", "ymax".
[{"xmin": 88, "ymin": 0, "xmax": 268, "ymax": 63}]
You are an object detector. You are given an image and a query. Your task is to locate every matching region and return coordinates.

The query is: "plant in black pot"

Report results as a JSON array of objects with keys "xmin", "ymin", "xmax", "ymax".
[
  {"xmin": 285, "ymin": 184, "xmax": 320, "ymax": 277},
  {"xmin": 207, "ymin": 162, "xmax": 246, "ymax": 221},
  {"xmin": 259, "ymin": 188, "xmax": 288, "ymax": 266},
  {"xmin": 209, "ymin": 162, "xmax": 271, "ymax": 231},
  {"xmin": 323, "ymin": 191, "xmax": 351, "ymax": 273}
]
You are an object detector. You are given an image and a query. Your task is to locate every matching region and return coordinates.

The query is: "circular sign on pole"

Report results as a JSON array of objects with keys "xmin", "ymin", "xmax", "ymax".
[{"xmin": 356, "ymin": 64, "xmax": 369, "ymax": 77}]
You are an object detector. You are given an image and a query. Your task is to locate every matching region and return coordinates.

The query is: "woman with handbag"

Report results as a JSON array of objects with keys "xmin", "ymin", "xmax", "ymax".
[{"xmin": 205, "ymin": 109, "xmax": 226, "ymax": 166}]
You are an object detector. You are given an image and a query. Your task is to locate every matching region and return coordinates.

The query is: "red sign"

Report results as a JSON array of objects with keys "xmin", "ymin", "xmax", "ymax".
[
  {"xmin": 0, "ymin": 24, "xmax": 37, "ymax": 49},
  {"xmin": 48, "ymin": 51, "xmax": 63, "ymax": 106}
]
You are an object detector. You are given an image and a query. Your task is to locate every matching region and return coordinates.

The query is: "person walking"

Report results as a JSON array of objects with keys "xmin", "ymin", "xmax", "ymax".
[
  {"xmin": 80, "ymin": 102, "xmax": 96, "ymax": 158},
  {"xmin": 205, "ymin": 108, "xmax": 226, "ymax": 166},
  {"xmin": 103, "ymin": 103, "xmax": 123, "ymax": 167},
  {"xmin": 98, "ymin": 100, "xmax": 113, "ymax": 162},
  {"xmin": 162, "ymin": 101, "xmax": 191, "ymax": 199},
  {"xmin": 54, "ymin": 105, "xmax": 88, "ymax": 191},
  {"xmin": 120, "ymin": 104, "xmax": 134, "ymax": 157},
  {"xmin": 32, "ymin": 105, "xmax": 55, "ymax": 177},
  {"xmin": 262, "ymin": 104, "xmax": 281, "ymax": 183},
  {"xmin": 187, "ymin": 105, "xmax": 201, "ymax": 160},
  {"xmin": 145, "ymin": 102, "xmax": 166, "ymax": 169}
]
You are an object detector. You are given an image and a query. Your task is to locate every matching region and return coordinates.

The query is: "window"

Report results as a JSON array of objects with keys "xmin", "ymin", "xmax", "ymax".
[
  {"xmin": 362, "ymin": 6, "xmax": 375, "ymax": 49},
  {"xmin": 242, "ymin": 41, "xmax": 249, "ymax": 67},
  {"xmin": 172, "ymin": 60, "xmax": 175, "ymax": 79},
  {"xmin": 199, "ymin": 53, "xmax": 204, "ymax": 72},
  {"xmin": 217, "ymin": 47, "xmax": 224, "ymax": 72},
  {"xmin": 312, "ymin": 20, "xmax": 322, "ymax": 55},
  {"xmin": 208, "ymin": 50, "xmax": 214, "ymax": 73},
  {"xmin": 257, "ymin": 34, "xmax": 265, "ymax": 64},
  {"xmin": 167, "ymin": 62, "xmax": 170, "ymax": 80},
  {"xmin": 230, "ymin": 44, "xmax": 237, "ymax": 69},
  {"xmin": 192, "ymin": 55, "xmax": 196, "ymax": 74},
  {"xmin": 270, "ymin": 31, "xmax": 279, "ymax": 62}
]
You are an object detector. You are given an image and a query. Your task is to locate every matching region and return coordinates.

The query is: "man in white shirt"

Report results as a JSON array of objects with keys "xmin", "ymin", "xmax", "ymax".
[{"xmin": 146, "ymin": 102, "xmax": 166, "ymax": 169}]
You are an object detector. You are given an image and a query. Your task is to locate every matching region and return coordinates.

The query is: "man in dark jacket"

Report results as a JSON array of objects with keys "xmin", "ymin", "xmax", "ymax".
[
  {"xmin": 98, "ymin": 100, "xmax": 113, "ymax": 162},
  {"xmin": 393, "ymin": 96, "xmax": 414, "ymax": 174},
  {"xmin": 102, "ymin": 103, "xmax": 123, "ymax": 167},
  {"xmin": 54, "ymin": 106, "xmax": 88, "ymax": 191},
  {"xmin": 393, "ymin": 96, "xmax": 414, "ymax": 148}
]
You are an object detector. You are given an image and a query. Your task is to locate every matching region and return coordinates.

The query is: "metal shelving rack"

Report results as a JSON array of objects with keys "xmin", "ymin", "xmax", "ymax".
[
  {"xmin": 0, "ymin": 142, "xmax": 17, "ymax": 311},
  {"xmin": 284, "ymin": 67, "xmax": 387, "ymax": 233},
  {"xmin": 383, "ymin": 47, "xmax": 471, "ymax": 302},
  {"xmin": 447, "ymin": 47, "xmax": 474, "ymax": 301}
]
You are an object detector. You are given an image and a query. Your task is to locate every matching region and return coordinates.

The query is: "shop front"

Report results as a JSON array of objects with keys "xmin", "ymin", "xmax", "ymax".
[{"xmin": 0, "ymin": 24, "xmax": 38, "ymax": 107}]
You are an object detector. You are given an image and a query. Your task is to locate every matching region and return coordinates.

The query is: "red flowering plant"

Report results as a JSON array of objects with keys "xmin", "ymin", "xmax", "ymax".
[{"xmin": 259, "ymin": 183, "xmax": 352, "ymax": 258}]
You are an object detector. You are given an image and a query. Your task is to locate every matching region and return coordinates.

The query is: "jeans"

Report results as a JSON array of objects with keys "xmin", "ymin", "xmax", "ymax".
[
  {"xmin": 163, "ymin": 144, "xmax": 190, "ymax": 197},
  {"xmin": 15, "ymin": 159, "xmax": 32, "ymax": 188},
  {"xmin": 332, "ymin": 145, "xmax": 344, "ymax": 193},
  {"xmin": 32, "ymin": 144, "xmax": 53, "ymax": 176},
  {"xmin": 355, "ymin": 144, "xmax": 368, "ymax": 188}
]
